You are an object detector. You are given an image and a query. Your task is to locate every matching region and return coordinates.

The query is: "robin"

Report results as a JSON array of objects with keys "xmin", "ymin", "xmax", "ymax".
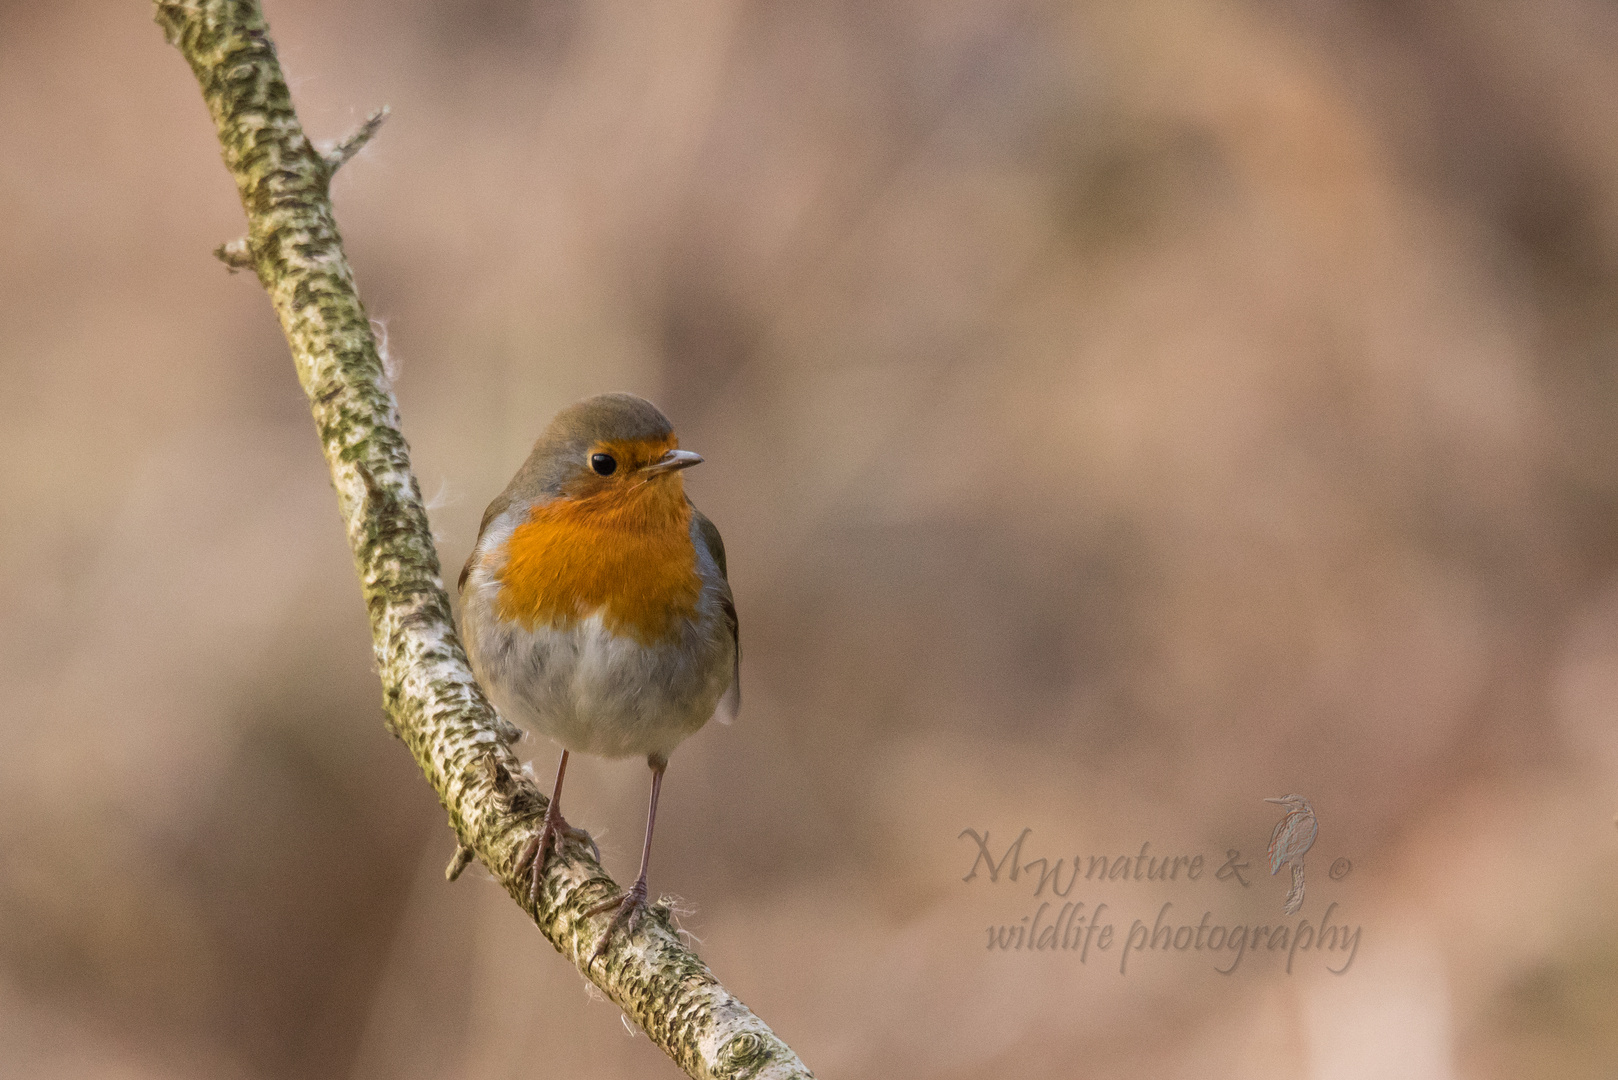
[{"xmin": 458, "ymin": 393, "xmax": 738, "ymax": 963}]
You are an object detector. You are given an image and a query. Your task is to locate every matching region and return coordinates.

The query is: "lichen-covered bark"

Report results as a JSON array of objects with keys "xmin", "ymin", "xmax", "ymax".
[{"xmin": 152, "ymin": 4, "xmax": 813, "ymax": 1077}]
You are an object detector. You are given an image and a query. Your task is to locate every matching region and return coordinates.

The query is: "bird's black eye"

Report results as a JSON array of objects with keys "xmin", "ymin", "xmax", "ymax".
[{"xmin": 590, "ymin": 453, "xmax": 617, "ymax": 476}]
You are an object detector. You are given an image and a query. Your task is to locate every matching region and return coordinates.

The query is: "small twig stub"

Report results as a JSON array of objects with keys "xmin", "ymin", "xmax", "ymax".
[
  {"xmin": 324, "ymin": 106, "xmax": 390, "ymax": 176},
  {"xmin": 214, "ymin": 236, "xmax": 253, "ymax": 271}
]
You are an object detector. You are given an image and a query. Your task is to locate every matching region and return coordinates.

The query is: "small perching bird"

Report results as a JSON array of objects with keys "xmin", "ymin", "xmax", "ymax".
[
  {"xmin": 1265, "ymin": 794, "xmax": 1318, "ymax": 916},
  {"xmin": 458, "ymin": 394, "xmax": 739, "ymax": 964}
]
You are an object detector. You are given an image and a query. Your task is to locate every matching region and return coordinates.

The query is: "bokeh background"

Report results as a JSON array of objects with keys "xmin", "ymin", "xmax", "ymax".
[{"xmin": 4, "ymin": 0, "xmax": 1618, "ymax": 1076}]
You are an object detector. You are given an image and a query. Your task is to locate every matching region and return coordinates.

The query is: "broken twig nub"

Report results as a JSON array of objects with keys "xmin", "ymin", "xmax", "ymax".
[
  {"xmin": 213, "ymin": 236, "xmax": 253, "ymax": 271},
  {"xmin": 324, "ymin": 106, "xmax": 390, "ymax": 176},
  {"xmin": 445, "ymin": 843, "xmax": 476, "ymax": 881}
]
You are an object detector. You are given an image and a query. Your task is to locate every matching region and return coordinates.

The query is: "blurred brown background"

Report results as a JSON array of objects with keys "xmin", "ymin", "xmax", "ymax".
[{"xmin": 4, "ymin": 0, "xmax": 1618, "ymax": 1076}]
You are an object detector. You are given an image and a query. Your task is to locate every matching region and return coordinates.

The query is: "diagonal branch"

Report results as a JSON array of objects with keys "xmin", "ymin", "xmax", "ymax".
[{"xmin": 151, "ymin": 3, "xmax": 813, "ymax": 1077}]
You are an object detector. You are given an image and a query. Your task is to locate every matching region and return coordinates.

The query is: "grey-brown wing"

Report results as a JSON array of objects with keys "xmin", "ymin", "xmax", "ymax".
[
  {"xmin": 692, "ymin": 504, "xmax": 740, "ymax": 716},
  {"xmin": 458, "ymin": 491, "xmax": 512, "ymax": 594},
  {"xmin": 692, "ymin": 504, "xmax": 728, "ymax": 579}
]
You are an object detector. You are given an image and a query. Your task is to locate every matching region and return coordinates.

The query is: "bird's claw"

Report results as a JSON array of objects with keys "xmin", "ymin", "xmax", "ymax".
[
  {"xmin": 585, "ymin": 877, "xmax": 648, "ymax": 966},
  {"xmin": 515, "ymin": 805, "xmax": 598, "ymax": 904}
]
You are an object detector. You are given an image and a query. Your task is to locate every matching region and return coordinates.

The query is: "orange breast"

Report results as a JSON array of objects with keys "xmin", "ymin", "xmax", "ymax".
[{"xmin": 494, "ymin": 478, "xmax": 700, "ymax": 646}]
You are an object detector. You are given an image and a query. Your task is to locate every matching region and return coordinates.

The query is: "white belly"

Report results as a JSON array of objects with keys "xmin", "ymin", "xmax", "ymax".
[{"xmin": 461, "ymin": 587, "xmax": 733, "ymax": 762}]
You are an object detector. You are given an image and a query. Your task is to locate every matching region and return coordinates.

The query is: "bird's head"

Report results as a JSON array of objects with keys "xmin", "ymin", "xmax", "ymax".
[
  {"xmin": 511, "ymin": 392, "xmax": 703, "ymax": 503},
  {"xmin": 1265, "ymin": 794, "xmax": 1313, "ymax": 812}
]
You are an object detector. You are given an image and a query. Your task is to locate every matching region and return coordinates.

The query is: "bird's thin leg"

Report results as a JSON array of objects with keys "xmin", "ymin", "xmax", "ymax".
[
  {"xmin": 514, "ymin": 750, "xmax": 598, "ymax": 903},
  {"xmin": 587, "ymin": 755, "xmax": 666, "ymax": 965}
]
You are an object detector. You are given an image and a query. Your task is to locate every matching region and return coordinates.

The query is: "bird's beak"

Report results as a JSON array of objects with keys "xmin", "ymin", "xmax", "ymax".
[
  {"xmin": 644, "ymin": 448, "xmax": 704, "ymax": 474},
  {"xmin": 1264, "ymin": 798, "xmax": 1286, "ymax": 804}
]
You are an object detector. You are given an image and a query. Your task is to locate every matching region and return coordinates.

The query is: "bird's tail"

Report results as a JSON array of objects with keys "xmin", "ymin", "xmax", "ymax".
[{"xmin": 1282, "ymin": 861, "xmax": 1305, "ymax": 915}]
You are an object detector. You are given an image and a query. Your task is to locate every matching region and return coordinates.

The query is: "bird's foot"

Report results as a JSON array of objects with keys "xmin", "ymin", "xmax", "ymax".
[
  {"xmin": 585, "ymin": 875, "xmax": 649, "ymax": 967},
  {"xmin": 515, "ymin": 803, "xmax": 599, "ymax": 904}
]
